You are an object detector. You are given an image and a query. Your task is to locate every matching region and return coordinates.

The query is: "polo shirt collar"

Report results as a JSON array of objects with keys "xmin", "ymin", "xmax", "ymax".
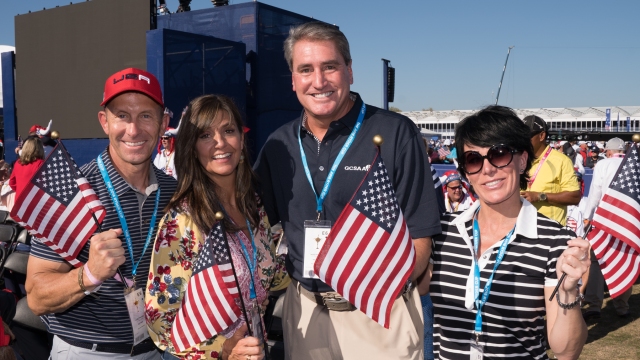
[
  {"xmin": 450, "ymin": 196, "xmax": 539, "ymax": 241},
  {"xmin": 100, "ymin": 149, "xmax": 159, "ymax": 198},
  {"xmin": 454, "ymin": 197, "xmax": 539, "ymax": 310},
  {"xmin": 300, "ymin": 92, "xmax": 362, "ymax": 133},
  {"xmin": 531, "ymin": 145, "xmax": 551, "ymax": 166}
]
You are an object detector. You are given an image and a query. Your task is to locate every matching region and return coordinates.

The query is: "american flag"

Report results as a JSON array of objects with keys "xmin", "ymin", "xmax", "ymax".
[
  {"xmin": 171, "ymin": 221, "xmax": 241, "ymax": 353},
  {"xmin": 587, "ymin": 144, "xmax": 640, "ymax": 297},
  {"xmin": 314, "ymin": 149, "xmax": 415, "ymax": 328},
  {"xmin": 10, "ymin": 142, "xmax": 105, "ymax": 267},
  {"xmin": 437, "ymin": 147, "xmax": 451, "ymax": 157}
]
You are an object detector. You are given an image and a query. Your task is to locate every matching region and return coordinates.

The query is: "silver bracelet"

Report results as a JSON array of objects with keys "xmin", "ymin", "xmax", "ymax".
[{"xmin": 556, "ymin": 291, "xmax": 584, "ymax": 309}]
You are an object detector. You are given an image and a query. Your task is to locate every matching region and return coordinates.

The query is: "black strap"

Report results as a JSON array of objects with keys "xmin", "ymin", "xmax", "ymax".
[{"xmin": 58, "ymin": 336, "xmax": 157, "ymax": 356}]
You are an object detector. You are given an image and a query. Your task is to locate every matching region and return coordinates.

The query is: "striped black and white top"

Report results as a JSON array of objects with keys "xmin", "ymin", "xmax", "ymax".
[
  {"xmin": 430, "ymin": 199, "xmax": 574, "ymax": 360},
  {"xmin": 30, "ymin": 149, "xmax": 177, "ymax": 343}
]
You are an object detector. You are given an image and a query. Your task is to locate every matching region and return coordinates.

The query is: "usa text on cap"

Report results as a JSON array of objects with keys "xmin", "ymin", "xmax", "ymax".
[{"xmin": 101, "ymin": 68, "xmax": 163, "ymax": 108}]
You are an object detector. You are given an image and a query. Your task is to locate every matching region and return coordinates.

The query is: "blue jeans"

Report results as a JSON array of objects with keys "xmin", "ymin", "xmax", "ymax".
[
  {"xmin": 421, "ymin": 294, "xmax": 434, "ymax": 360},
  {"xmin": 161, "ymin": 351, "xmax": 180, "ymax": 360}
]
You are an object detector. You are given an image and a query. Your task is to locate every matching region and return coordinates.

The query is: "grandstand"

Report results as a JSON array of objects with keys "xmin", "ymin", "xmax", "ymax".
[{"xmin": 402, "ymin": 106, "xmax": 640, "ymax": 140}]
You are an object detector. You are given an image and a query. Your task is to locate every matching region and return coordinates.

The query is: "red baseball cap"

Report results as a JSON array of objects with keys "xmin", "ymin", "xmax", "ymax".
[{"xmin": 101, "ymin": 68, "xmax": 163, "ymax": 107}]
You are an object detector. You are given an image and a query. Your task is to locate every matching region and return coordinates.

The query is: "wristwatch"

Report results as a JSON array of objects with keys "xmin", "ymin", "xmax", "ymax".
[{"xmin": 539, "ymin": 192, "xmax": 547, "ymax": 202}]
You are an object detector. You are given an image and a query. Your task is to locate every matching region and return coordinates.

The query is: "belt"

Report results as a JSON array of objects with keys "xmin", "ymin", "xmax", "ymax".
[
  {"xmin": 58, "ymin": 336, "xmax": 157, "ymax": 356},
  {"xmin": 295, "ymin": 279, "xmax": 412, "ymax": 312}
]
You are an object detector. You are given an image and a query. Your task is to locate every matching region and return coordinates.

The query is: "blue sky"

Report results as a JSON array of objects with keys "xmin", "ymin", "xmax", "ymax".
[{"xmin": 1, "ymin": 0, "xmax": 638, "ymax": 111}]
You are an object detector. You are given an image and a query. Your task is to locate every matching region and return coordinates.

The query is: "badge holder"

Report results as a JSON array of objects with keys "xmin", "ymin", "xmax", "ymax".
[
  {"xmin": 124, "ymin": 286, "xmax": 150, "ymax": 352},
  {"xmin": 470, "ymin": 332, "xmax": 483, "ymax": 360},
  {"xmin": 303, "ymin": 219, "xmax": 331, "ymax": 279}
]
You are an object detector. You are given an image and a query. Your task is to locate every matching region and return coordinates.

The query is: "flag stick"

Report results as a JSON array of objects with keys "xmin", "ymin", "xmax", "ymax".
[
  {"xmin": 58, "ymin": 139, "xmax": 129, "ymax": 289},
  {"xmin": 548, "ymin": 223, "xmax": 593, "ymax": 301},
  {"xmin": 215, "ymin": 212, "xmax": 252, "ymax": 334},
  {"xmin": 215, "ymin": 212, "xmax": 270, "ymax": 359}
]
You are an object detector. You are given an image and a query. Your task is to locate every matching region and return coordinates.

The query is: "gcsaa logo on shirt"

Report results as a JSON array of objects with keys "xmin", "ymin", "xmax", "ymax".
[{"xmin": 344, "ymin": 165, "xmax": 371, "ymax": 171}]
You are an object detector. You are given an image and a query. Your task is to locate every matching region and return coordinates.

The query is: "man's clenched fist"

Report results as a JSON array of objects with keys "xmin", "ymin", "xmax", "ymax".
[{"xmin": 87, "ymin": 229, "xmax": 126, "ymax": 282}]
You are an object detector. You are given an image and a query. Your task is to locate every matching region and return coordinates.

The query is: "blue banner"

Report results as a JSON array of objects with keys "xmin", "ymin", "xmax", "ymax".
[
  {"xmin": 606, "ymin": 109, "xmax": 611, "ymax": 130},
  {"xmin": 628, "ymin": 117, "xmax": 631, "ymax": 132}
]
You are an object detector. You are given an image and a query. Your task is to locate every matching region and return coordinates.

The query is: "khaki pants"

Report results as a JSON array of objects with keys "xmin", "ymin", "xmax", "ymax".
[
  {"xmin": 282, "ymin": 280, "xmax": 424, "ymax": 360},
  {"xmin": 49, "ymin": 336, "xmax": 161, "ymax": 360},
  {"xmin": 584, "ymin": 250, "xmax": 633, "ymax": 315}
]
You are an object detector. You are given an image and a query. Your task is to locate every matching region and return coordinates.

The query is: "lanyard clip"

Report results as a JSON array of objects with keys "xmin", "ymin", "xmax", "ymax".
[
  {"xmin": 316, "ymin": 211, "xmax": 321, "ymax": 222},
  {"xmin": 474, "ymin": 331, "xmax": 481, "ymax": 345}
]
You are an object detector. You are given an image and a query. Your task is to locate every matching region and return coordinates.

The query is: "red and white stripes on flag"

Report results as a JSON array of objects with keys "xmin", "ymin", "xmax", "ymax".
[
  {"xmin": 171, "ymin": 222, "xmax": 241, "ymax": 353},
  {"xmin": 588, "ymin": 228, "xmax": 640, "ymax": 297},
  {"xmin": 10, "ymin": 143, "xmax": 105, "ymax": 267},
  {"xmin": 586, "ymin": 144, "xmax": 640, "ymax": 297},
  {"xmin": 314, "ymin": 150, "xmax": 415, "ymax": 328},
  {"xmin": 437, "ymin": 147, "xmax": 450, "ymax": 158}
]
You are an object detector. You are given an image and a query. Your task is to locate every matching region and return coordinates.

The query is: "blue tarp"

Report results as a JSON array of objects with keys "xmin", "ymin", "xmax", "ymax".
[{"xmin": 156, "ymin": 2, "xmax": 318, "ymax": 157}]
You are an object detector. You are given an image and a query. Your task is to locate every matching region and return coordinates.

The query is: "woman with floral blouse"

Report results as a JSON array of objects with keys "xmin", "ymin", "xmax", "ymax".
[{"xmin": 146, "ymin": 95, "xmax": 289, "ymax": 360}]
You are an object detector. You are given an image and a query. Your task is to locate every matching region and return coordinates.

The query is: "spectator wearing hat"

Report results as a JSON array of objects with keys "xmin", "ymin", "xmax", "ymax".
[
  {"xmin": 441, "ymin": 171, "xmax": 475, "ymax": 213},
  {"xmin": 585, "ymin": 149, "xmax": 599, "ymax": 168},
  {"xmin": 582, "ymin": 137, "xmax": 632, "ymax": 319},
  {"xmin": 154, "ymin": 126, "xmax": 178, "ymax": 179},
  {"xmin": 562, "ymin": 140, "xmax": 578, "ymax": 164},
  {"xmin": 520, "ymin": 115, "xmax": 580, "ymax": 226},
  {"xmin": 575, "ymin": 142, "xmax": 589, "ymax": 167},
  {"xmin": 26, "ymin": 68, "xmax": 177, "ymax": 359},
  {"xmin": 15, "ymin": 120, "xmax": 56, "ymax": 158}
]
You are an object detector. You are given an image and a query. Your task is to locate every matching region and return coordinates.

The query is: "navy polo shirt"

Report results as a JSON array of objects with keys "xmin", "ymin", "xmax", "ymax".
[
  {"xmin": 30, "ymin": 149, "xmax": 177, "ymax": 343},
  {"xmin": 254, "ymin": 92, "xmax": 442, "ymax": 292}
]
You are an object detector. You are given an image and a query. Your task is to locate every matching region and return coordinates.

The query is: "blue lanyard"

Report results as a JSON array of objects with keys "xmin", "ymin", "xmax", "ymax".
[
  {"xmin": 97, "ymin": 155, "xmax": 161, "ymax": 277},
  {"xmin": 219, "ymin": 205, "xmax": 258, "ymax": 299},
  {"xmin": 472, "ymin": 207, "xmax": 515, "ymax": 335},
  {"xmin": 298, "ymin": 103, "xmax": 366, "ymax": 214}
]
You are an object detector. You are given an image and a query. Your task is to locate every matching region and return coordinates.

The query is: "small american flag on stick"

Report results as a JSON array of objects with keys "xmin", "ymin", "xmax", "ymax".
[
  {"xmin": 586, "ymin": 143, "xmax": 640, "ymax": 297},
  {"xmin": 171, "ymin": 221, "xmax": 242, "ymax": 353},
  {"xmin": 314, "ymin": 142, "xmax": 415, "ymax": 328},
  {"xmin": 10, "ymin": 141, "xmax": 105, "ymax": 267},
  {"xmin": 437, "ymin": 147, "xmax": 450, "ymax": 158}
]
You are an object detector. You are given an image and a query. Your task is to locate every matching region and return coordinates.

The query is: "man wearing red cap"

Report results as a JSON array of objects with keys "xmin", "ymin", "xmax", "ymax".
[{"xmin": 26, "ymin": 68, "xmax": 177, "ymax": 359}]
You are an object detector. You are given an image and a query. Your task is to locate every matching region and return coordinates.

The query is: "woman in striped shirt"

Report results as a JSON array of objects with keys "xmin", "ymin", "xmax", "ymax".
[{"xmin": 421, "ymin": 105, "xmax": 590, "ymax": 360}]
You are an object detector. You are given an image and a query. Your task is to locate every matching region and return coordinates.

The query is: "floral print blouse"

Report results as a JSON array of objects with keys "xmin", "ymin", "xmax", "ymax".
[{"xmin": 146, "ymin": 205, "xmax": 289, "ymax": 360}]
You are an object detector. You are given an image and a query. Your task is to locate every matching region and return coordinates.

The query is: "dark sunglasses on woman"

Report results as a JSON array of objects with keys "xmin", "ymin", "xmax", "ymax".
[
  {"xmin": 447, "ymin": 185, "xmax": 463, "ymax": 190},
  {"xmin": 462, "ymin": 144, "xmax": 519, "ymax": 174},
  {"xmin": 161, "ymin": 136, "xmax": 171, "ymax": 140}
]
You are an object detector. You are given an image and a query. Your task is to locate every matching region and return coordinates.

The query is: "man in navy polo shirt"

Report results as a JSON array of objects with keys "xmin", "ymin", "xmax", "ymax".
[
  {"xmin": 25, "ymin": 68, "xmax": 176, "ymax": 359},
  {"xmin": 254, "ymin": 22, "xmax": 441, "ymax": 359}
]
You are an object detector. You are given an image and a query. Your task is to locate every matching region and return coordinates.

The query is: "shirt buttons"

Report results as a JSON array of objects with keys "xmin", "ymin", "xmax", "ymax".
[{"xmin": 319, "ymin": 166, "xmax": 325, "ymax": 171}]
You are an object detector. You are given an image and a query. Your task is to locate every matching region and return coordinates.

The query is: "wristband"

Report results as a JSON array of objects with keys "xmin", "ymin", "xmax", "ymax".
[{"xmin": 84, "ymin": 264, "xmax": 103, "ymax": 285}]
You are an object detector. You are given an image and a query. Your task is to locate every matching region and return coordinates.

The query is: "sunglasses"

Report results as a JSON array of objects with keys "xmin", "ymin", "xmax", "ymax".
[
  {"xmin": 447, "ymin": 185, "xmax": 463, "ymax": 190},
  {"xmin": 161, "ymin": 136, "xmax": 171, "ymax": 140},
  {"xmin": 462, "ymin": 144, "xmax": 519, "ymax": 175}
]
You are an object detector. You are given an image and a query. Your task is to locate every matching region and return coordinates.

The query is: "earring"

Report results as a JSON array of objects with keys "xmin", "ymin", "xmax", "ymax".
[
  {"xmin": 239, "ymin": 155, "xmax": 245, "ymax": 164},
  {"xmin": 519, "ymin": 169, "xmax": 524, "ymax": 173}
]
